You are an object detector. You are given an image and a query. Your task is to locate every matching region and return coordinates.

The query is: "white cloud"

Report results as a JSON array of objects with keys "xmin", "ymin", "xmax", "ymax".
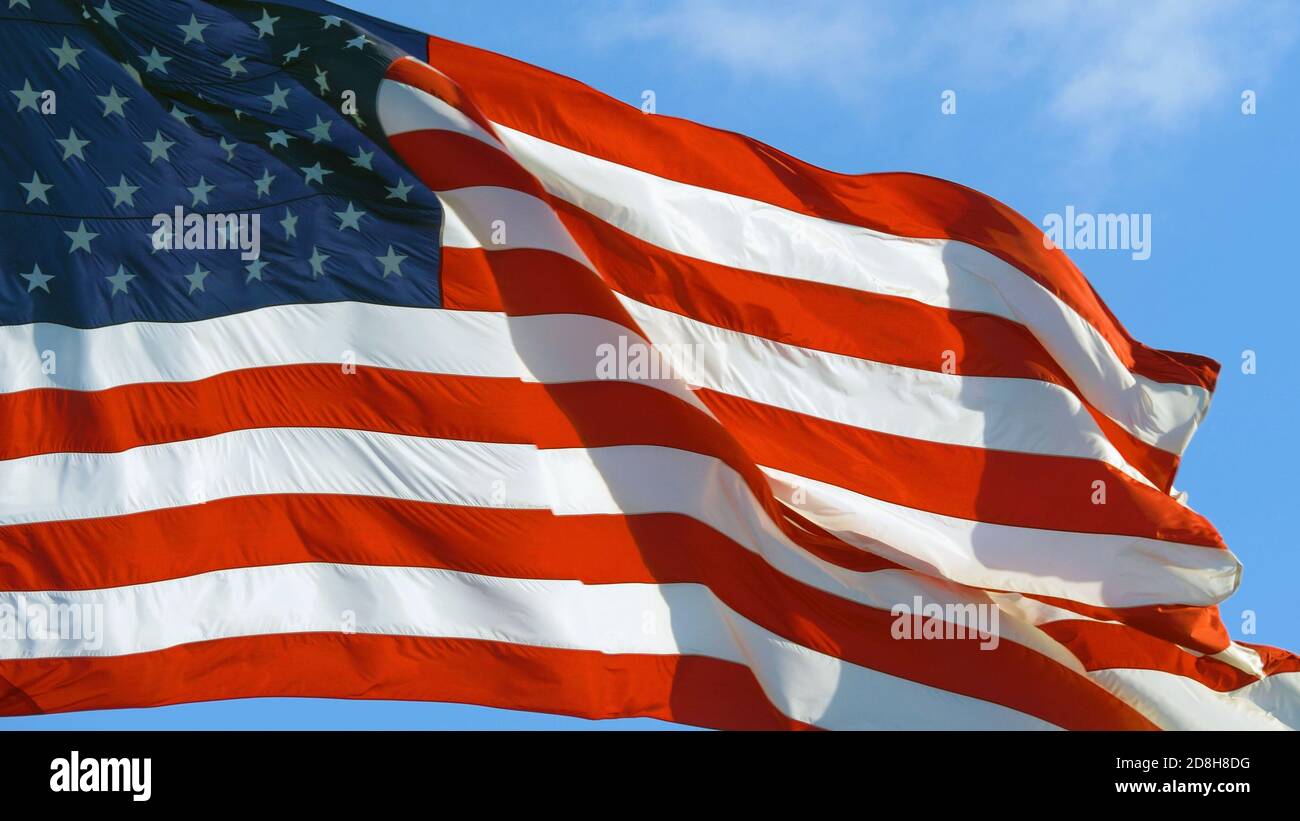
[
  {"xmin": 952, "ymin": 0, "xmax": 1299, "ymax": 153},
  {"xmin": 588, "ymin": 0, "xmax": 1298, "ymax": 152},
  {"xmin": 585, "ymin": 0, "xmax": 886, "ymax": 93}
]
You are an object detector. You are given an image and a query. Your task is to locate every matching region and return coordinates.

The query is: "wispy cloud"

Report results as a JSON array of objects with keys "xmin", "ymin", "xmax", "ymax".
[
  {"xmin": 949, "ymin": 0, "xmax": 1299, "ymax": 154},
  {"xmin": 583, "ymin": 0, "xmax": 887, "ymax": 94},
  {"xmin": 586, "ymin": 0, "xmax": 1298, "ymax": 154}
]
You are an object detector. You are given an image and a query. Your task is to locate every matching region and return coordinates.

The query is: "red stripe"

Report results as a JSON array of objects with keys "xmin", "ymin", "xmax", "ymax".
[
  {"xmin": 435, "ymin": 236, "xmax": 1234, "ymax": 658},
  {"xmin": 394, "ymin": 124, "xmax": 1182, "ymax": 490},
  {"xmin": 700, "ymin": 390, "xmax": 1224, "ymax": 548},
  {"xmin": 0, "ymin": 366, "xmax": 734, "ymax": 464},
  {"xmin": 703, "ymin": 382, "xmax": 1234, "ymax": 653},
  {"xmin": 703, "ymin": 390, "xmax": 1233, "ymax": 654},
  {"xmin": 234, "ymin": 110, "xmax": 1239, "ymax": 675},
  {"xmin": 1026, "ymin": 594, "xmax": 1236, "ymax": 656},
  {"xmin": 548, "ymin": 195, "xmax": 1184, "ymax": 491},
  {"xmin": 386, "ymin": 69, "xmax": 1193, "ymax": 512},
  {"xmin": 387, "ymin": 55, "xmax": 502, "ymax": 141},
  {"xmin": 1038, "ymin": 620, "xmax": 1257, "ymax": 692},
  {"xmin": 0, "ymin": 494, "xmax": 1155, "ymax": 729},
  {"xmin": 373, "ymin": 49, "xmax": 1248, "ymax": 701},
  {"xmin": 390, "ymin": 128, "xmax": 545, "ymax": 200},
  {"xmin": 0, "ymin": 48, "xmax": 1259, "ymax": 731},
  {"xmin": 0, "ymin": 363, "xmax": 880, "ymax": 566},
  {"xmin": 2, "ymin": 348, "xmax": 1228, "ymax": 653},
  {"xmin": 433, "ymin": 247, "xmax": 1222, "ymax": 550},
  {"xmin": 0, "ymin": 631, "xmax": 808, "ymax": 729},
  {"xmin": 440, "ymin": 245, "xmax": 630, "ymax": 329},
  {"xmin": 1241, "ymin": 643, "xmax": 1300, "ymax": 676},
  {"xmin": 412, "ymin": 134, "xmax": 901, "ymax": 579},
  {"xmin": 407, "ymin": 141, "xmax": 1225, "ymax": 628},
  {"xmin": 0, "ymin": 362, "xmax": 892, "ymax": 578},
  {"xmin": 418, "ymin": 37, "xmax": 1218, "ymax": 392}
]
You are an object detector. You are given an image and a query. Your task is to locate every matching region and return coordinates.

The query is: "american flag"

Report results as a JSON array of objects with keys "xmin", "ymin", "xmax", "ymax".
[{"xmin": 1, "ymin": 0, "xmax": 1296, "ymax": 730}]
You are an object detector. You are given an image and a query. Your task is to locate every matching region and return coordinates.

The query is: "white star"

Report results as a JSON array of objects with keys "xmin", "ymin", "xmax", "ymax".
[
  {"xmin": 386, "ymin": 179, "xmax": 414, "ymax": 201},
  {"xmin": 143, "ymin": 130, "xmax": 176, "ymax": 163},
  {"xmin": 262, "ymin": 83, "xmax": 290, "ymax": 113},
  {"xmin": 20, "ymin": 263, "xmax": 53, "ymax": 293},
  {"xmin": 254, "ymin": 168, "xmax": 275, "ymax": 197},
  {"xmin": 187, "ymin": 176, "xmax": 215, "ymax": 206},
  {"xmin": 118, "ymin": 60, "xmax": 143, "ymax": 87},
  {"xmin": 56, "ymin": 128, "xmax": 90, "ymax": 161},
  {"xmin": 350, "ymin": 147, "xmax": 374, "ymax": 170},
  {"xmin": 345, "ymin": 34, "xmax": 370, "ymax": 50},
  {"xmin": 221, "ymin": 54, "xmax": 247, "ymax": 78},
  {"xmin": 245, "ymin": 258, "xmax": 269, "ymax": 282},
  {"xmin": 65, "ymin": 221, "xmax": 99, "ymax": 254},
  {"xmin": 185, "ymin": 263, "xmax": 211, "ymax": 294},
  {"xmin": 313, "ymin": 65, "xmax": 329, "ymax": 94},
  {"xmin": 49, "ymin": 37, "xmax": 84, "ymax": 70},
  {"xmin": 308, "ymin": 246, "xmax": 330, "ymax": 277},
  {"xmin": 20, "ymin": 171, "xmax": 52, "ymax": 204},
  {"xmin": 106, "ymin": 265, "xmax": 136, "ymax": 295},
  {"xmin": 95, "ymin": 1, "xmax": 124, "ymax": 28},
  {"xmin": 106, "ymin": 174, "xmax": 140, "ymax": 208},
  {"xmin": 335, "ymin": 202, "xmax": 366, "ymax": 231},
  {"xmin": 321, "ymin": 14, "xmax": 342, "ymax": 29},
  {"xmin": 301, "ymin": 162, "xmax": 332, "ymax": 186},
  {"xmin": 11, "ymin": 79, "xmax": 42, "ymax": 112},
  {"xmin": 178, "ymin": 14, "xmax": 208, "ymax": 44},
  {"xmin": 252, "ymin": 9, "xmax": 279, "ymax": 39},
  {"xmin": 140, "ymin": 47, "xmax": 172, "ymax": 74},
  {"xmin": 376, "ymin": 246, "xmax": 408, "ymax": 279},
  {"xmin": 219, "ymin": 137, "xmax": 237, "ymax": 161},
  {"xmin": 282, "ymin": 43, "xmax": 308, "ymax": 63},
  {"xmin": 306, "ymin": 115, "xmax": 332, "ymax": 143},
  {"xmin": 97, "ymin": 86, "xmax": 129, "ymax": 117},
  {"xmin": 280, "ymin": 209, "xmax": 298, "ymax": 239},
  {"xmin": 269, "ymin": 131, "xmax": 301, "ymax": 154}
]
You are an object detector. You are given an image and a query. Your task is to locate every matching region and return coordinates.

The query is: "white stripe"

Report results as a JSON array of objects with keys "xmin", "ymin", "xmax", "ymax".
[
  {"xmin": 369, "ymin": 75, "xmax": 1196, "ymax": 480},
  {"xmin": 0, "ymin": 303, "xmax": 515, "ymax": 394},
  {"xmin": 761, "ymin": 465, "xmax": 1240, "ymax": 608},
  {"xmin": 0, "ymin": 302, "xmax": 696, "ymax": 410},
  {"xmin": 0, "ymin": 419, "xmax": 1093, "ymax": 681},
  {"xmin": 27, "ymin": 425, "xmax": 1080, "ymax": 672},
  {"xmin": 378, "ymin": 71, "xmax": 503, "ymax": 150},
  {"xmin": 484, "ymin": 124, "xmax": 1210, "ymax": 456},
  {"xmin": 370, "ymin": 69, "xmax": 1241, "ymax": 607},
  {"xmin": 0, "ymin": 425, "xmax": 1234, "ymax": 614},
  {"xmin": 0, "ymin": 562, "xmax": 1058, "ymax": 730},
  {"xmin": 438, "ymin": 185, "xmax": 593, "ymax": 268},
  {"xmin": 617, "ymin": 294, "xmax": 1154, "ymax": 484},
  {"xmin": 373, "ymin": 76, "xmax": 1208, "ymax": 460},
  {"xmin": 424, "ymin": 184, "xmax": 1160, "ymax": 482},
  {"xmin": 1, "ymin": 418, "xmax": 1256, "ymax": 724},
  {"xmin": 992, "ymin": 598, "xmax": 1270, "ymax": 682},
  {"xmin": 0, "ymin": 428, "xmax": 549, "ymax": 526},
  {"xmin": 1092, "ymin": 668, "xmax": 1297, "ymax": 730},
  {"xmin": 543, "ymin": 445, "xmax": 1084, "ymax": 669},
  {"xmin": 6, "ymin": 71, "xmax": 1267, "ymax": 730},
  {"xmin": 0, "ymin": 418, "xmax": 1138, "ymax": 678}
]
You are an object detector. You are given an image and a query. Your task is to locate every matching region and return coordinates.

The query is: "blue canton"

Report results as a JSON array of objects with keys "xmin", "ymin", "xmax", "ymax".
[{"xmin": 1, "ymin": 0, "xmax": 442, "ymax": 328}]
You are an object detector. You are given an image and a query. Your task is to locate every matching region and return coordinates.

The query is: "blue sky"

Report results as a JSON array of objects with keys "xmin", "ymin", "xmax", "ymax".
[{"xmin": 6, "ymin": 0, "xmax": 1299, "ymax": 730}]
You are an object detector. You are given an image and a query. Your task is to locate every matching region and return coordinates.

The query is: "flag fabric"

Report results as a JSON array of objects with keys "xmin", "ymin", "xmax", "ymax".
[{"xmin": 1, "ymin": 0, "xmax": 1296, "ymax": 730}]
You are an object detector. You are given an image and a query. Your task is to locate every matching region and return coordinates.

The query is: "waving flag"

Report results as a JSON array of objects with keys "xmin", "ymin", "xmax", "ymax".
[{"xmin": 1, "ymin": 0, "xmax": 1296, "ymax": 730}]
